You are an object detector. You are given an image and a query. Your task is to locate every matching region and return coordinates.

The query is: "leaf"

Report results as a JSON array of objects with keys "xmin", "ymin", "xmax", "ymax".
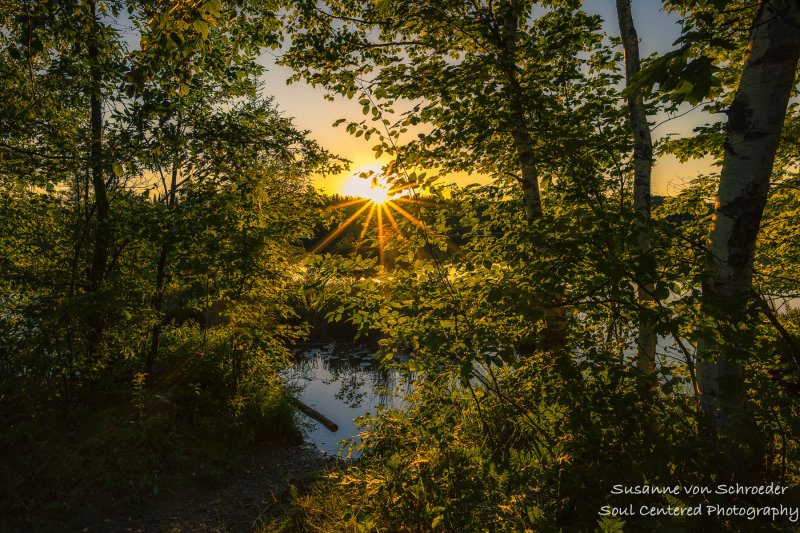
[
  {"xmin": 373, "ymin": 0, "xmax": 391, "ymax": 14},
  {"xmin": 205, "ymin": 0, "xmax": 221, "ymax": 16},
  {"xmin": 654, "ymin": 285, "xmax": 671, "ymax": 301},
  {"xmin": 193, "ymin": 20, "xmax": 209, "ymax": 40},
  {"xmin": 596, "ymin": 515, "xmax": 625, "ymax": 533}
]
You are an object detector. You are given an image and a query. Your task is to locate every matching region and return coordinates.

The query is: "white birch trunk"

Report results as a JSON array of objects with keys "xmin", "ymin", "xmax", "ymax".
[
  {"xmin": 616, "ymin": 0, "xmax": 657, "ymax": 378},
  {"xmin": 698, "ymin": 0, "xmax": 800, "ymax": 432},
  {"xmin": 502, "ymin": 0, "xmax": 565, "ymax": 350}
]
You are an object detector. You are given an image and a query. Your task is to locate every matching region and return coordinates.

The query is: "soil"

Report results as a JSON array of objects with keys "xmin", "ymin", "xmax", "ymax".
[{"xmin": 20, "ymin": 442, "xmax": 342, "ymax": 533}]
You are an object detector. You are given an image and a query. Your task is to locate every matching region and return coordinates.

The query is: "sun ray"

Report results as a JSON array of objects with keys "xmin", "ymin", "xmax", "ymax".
[
  {"xmin": 316, "ymin": 171, "xmax": 450, "ymax": 262},
  {"xmin": 396, "ymin": 196, "xmax": 439, "ymax": 208},
  {"xmin": 382, "ymin": 204, "xmax": 405, "ymax": 242},
  {"xmin": 377, "ymin": 204, "xmax": 385, "ymax": 266},
  {"xmin": 325, "ymin": 198, "xmax": 370, "ymax": 211},
  {"xmin": 386, "ymin": 181, "xmax": 424, "ymax": 196},
  {"xmin": 353, "ymin": 203, "xmax": 377, "ymax": 256},
  {"xmin": 312, "ymin": 201, "xmax": 372, "ymax": 254},
  {"xmin": 385, "ymin": 201, "xmax": 461, "ymax": 254}
]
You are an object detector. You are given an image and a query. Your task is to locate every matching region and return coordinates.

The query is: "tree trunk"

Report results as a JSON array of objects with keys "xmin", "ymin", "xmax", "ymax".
[
  {"xmin": 697, "ymin": 0, "xmax": 800, "ymax": 438},
  {"xmin": 615, "ymin": 0, "xmax": 656, "ymax": 380},
  {"xmin": 145, "ymin": 162, "xmax": 179, "ymax": 376},
  {"xmin": 501, "ymin": 0, "xmax": 566, "ymax": 350},
  {"xmin": 86, "ymin": 0, "xmax": 109, "ymax": 359}
]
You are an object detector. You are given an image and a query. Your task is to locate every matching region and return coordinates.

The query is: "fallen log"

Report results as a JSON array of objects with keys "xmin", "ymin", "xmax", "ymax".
[{"xmin": 289, "ymin": 396, "xmax": 338, "ymax": 432}]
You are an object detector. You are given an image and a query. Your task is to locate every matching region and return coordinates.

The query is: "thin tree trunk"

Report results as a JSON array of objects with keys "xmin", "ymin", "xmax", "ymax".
[
  {"xmin": 145, "ymin": 162, "xmax": 179, "ymax": 376},
  {"xmin": 615, "ymin": 0, "xmax": 656, "ymax": 379},
  {"xmin": 64, "ymin": 173, "xmax": 90, "ymax": 404},
  {"xmin": 697, "ymin": 1, "xmax": 800, "ymax": 438},
  {"xmin": 86, "ymin": 0, "xmax": 109, "ymax": 359},
  {"xmin": 500, "ymin": 0, "xmax": 543, "ymax": 225},
  {"xmin": 501, "ymin": 0, "xmax": 566, "ymax": 350}
]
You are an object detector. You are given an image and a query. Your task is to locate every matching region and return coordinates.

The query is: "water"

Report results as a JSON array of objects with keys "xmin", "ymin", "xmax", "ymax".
[
  {"xmin": 282, "ymin": 343, "xmax": 413, "ymax": 457},
  {"xmin": 284, "ymin": 337, "xmax": 692, "ymax": 457},
  {"xmin": 284, "ymin": 309, "xmax": 797, "ymax": 456}
]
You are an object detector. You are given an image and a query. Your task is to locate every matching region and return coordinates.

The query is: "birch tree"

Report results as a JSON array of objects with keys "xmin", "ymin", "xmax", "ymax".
[
  {"xmin": 615, "ymin": 0, "xmax": 656, "ymax": 380},
  {"xmin": 696, "ymin": 0, "xmax": 800, "ymax": 439}
]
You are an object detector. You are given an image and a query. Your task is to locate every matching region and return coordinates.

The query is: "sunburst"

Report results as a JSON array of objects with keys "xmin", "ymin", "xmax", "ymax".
[
  {"xmin": 312, "ymin": 170, "xmax": 459, "ymax": 265},
  {"xmin": 341, "ymin": 169, "xmax": 396, "ymax": 204}
]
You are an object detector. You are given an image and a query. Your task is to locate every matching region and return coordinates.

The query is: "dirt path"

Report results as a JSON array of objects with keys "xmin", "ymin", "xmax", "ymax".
[{"xmin": 72, "ymin": 442, "xmax": 341, "ymax": 533}]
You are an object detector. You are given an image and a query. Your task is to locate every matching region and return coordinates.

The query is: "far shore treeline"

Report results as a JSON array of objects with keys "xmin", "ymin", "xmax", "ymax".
[{"xmin": 2, "ymin": 0, "xmax": 800, "ymax": 531}]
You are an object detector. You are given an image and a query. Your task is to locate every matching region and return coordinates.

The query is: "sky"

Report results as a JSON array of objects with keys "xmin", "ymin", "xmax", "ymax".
[{"xmin": 258, "ymin": 0, "xmax": 716, "ymax": 197}]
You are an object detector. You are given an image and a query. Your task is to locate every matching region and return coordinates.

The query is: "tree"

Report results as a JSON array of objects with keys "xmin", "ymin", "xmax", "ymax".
[
  {"xmin": 0, "ymin": 0, "xmax": 340, "ymax": 399},
  {"xmin": 615, "ymin": 0, "xmax": 656, "ymax": 381},
  {"xmin": 694, "ymin": 1, "xmax": 800, "ymax": 443},
  {"xmin": 280, "ymin": 0, "xmax": 622, "ymax": 350}
]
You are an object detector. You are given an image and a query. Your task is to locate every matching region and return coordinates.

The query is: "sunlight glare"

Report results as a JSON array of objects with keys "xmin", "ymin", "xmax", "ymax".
[
  {"xmin": 342, "ymin": 167, "xmax": 404, "ymax": 204},
  {"xmin": 314, "ymin": 167, "xmax": 441, "ymax": 261}
]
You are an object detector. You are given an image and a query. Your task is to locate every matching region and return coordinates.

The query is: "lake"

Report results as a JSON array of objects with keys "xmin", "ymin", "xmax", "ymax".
[{"xmin": 282, "ymin": 343, "xmax": 413, "ymax": 457}]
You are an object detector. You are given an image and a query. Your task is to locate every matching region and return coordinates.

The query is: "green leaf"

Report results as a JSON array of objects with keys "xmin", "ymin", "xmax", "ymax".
[
  {"xmin": 654, "ymin": 285, "xmax": 671, "ymax": 301},
  {"xmin": 193, "ymin": 20, "xmax": 209, "ymax": 40},
  {"xmin": 205, "ymin": 0, "xmax": 221, "ymax": 16},
  {"xmin": 374, "ymin": 0, "xmax": 391, "ymax": 14}
]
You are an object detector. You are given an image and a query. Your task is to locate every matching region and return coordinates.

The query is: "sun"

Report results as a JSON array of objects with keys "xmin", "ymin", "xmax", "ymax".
[
  {"xmin": 313, "ymin": 167, "xmax": 458, "ymax": 265},
  {"xmin": 363, "ymin": 187, "xmax": 390, "ymax": 204},
  {"xmin": 342, "ymin": 171, "xmax": 393, "ymax": 204}
]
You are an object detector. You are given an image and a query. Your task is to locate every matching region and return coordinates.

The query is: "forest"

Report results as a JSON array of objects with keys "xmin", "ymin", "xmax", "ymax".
[{"xmin": 1, "ymin": 0, "xmax": 800, "ymax": 531}]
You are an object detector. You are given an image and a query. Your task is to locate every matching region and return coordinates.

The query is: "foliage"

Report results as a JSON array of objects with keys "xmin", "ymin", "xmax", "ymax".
[
  {"xmin": 0, "ymin": 0, "xmax": 341, "ymax": 526},
  {"xmin": 280, "ymin": 179, "xmax": 800, "ymax": 529},
  {"xmin": 279, "ymin": 0, "xmax": 626, "ymax": 202},
  {"xmin": 283, "ymin": 351, "xmax": 796, "ymax": 531},
  {"xmin": 2, "ymin": 0, "xmax": 800, "ymax": 531}
]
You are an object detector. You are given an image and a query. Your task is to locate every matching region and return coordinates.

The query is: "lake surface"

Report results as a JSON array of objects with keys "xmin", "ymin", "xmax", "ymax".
[
  {"xmin": 282, "ymin": 343, "xmax": 413, "ymax": 457},
  {"xmin": 284, "ymin": 337, "xmax": 691, "ymax": 456},
  {"xmin": 284, "ymin": 310, "xmax": 799, "ymax": 456}
]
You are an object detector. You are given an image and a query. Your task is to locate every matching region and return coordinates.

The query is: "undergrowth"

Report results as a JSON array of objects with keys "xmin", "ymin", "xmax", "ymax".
[
  {"xmin": 276, "ymin": 351, "xmax": 800, "ymax": 532},
  {"xmin": 0, "ymin": 325, "xmax": 301, "ymax": 531}
]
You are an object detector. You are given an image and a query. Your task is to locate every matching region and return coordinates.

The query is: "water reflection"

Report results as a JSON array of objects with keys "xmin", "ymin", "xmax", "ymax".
[
  {"xmin": 284, "ymin": 335, "xmax": 709, "ymax": 456},
  {"xmin": 281, "ymin": 343, "xmax": 413, "ymax": 457}
]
